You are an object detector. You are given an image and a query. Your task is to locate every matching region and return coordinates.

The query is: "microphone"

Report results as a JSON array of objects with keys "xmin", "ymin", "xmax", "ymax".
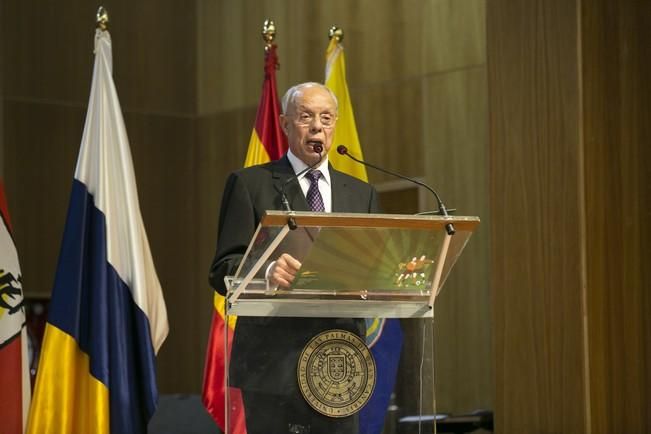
[
  {"xmin": 337, "ymin": 145, "xmax": 455, "ymax": 235},
  {"xmin": 280, "ymin": 144, "xmax": 324, "ymax": 230}
]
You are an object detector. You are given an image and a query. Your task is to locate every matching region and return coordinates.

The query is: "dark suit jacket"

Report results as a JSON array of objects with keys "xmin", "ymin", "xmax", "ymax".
[{"xmin": 209, "ymin": 155, "xmax": 379, "ymax": 393}]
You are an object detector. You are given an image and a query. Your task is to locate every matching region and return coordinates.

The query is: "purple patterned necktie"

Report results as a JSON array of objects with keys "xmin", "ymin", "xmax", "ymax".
[{"xmin": 305, "ymin": 170, "xmax": 325, "ymax": 212}]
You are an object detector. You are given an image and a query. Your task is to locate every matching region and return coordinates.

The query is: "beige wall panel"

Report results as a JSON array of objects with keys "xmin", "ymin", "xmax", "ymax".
[
  {"xmin": 423, "ymin": 66, "xmax": 487, "ymax": 212},
  {"xmin": 2, "ymin": 0, "xmax": 95, "ymax": 103},
  {"xmin": 423, "ymin": 0, "xmax": 486, "ymax": 74},
  {"xmin": 198, "ymin": 0, "xmax": 317, "ymax": 114},
  {"xmin": 3, "ymin": 0, "xmax": 197, "ymax": 114},
  {"xmin": 199, "ymin": 0, "xmax": 280, "ymax": 113},
  {"xmin": 195, "ymin": 106, "xmax": 258, "ymax": 262},
  {"xmin": 487, "ymin": 0, "xmax": 587, "ymax": 432},
  {"xmin": 423, "ymin": 67, "xmax": 491, "ymax": 413},
  {"xmin": 199, "ymin": 0, "xmax": 441, "ymax": 113},
  {"xmin": 307, "ymin": 0, "xmax": 426, "ymax": 86},
  {"xmin": 105, "ymin": 1, "xmax": 197, "ymax": 115},
  {"xmin": 352, "ymin": 79, "xmax": 426, "ymax": 183}
]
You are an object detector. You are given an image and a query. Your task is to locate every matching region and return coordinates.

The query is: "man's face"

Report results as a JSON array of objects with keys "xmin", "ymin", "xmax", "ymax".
[{"xmin": 281, "ymin": 86, "xmax": 337, "ymax": 166}]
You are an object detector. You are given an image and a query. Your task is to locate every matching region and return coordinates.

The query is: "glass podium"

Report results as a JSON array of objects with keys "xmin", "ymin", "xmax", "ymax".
[{"xmin": 223, "ymin": 211, "xmax": 479, "ymax": 434}]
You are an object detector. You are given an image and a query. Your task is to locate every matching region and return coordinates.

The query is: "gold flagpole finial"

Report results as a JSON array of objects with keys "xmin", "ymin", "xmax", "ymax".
[
  {"xmin": 328, "ymin": 26, "xmax": 344, "ymax": 43},
  {"xmin": 262, "ymin": 19, "xmax": 276, "ymax": 51},
  {"xmin": 96, "ymin": 6, "xmax": 109, "ymax": 30}
]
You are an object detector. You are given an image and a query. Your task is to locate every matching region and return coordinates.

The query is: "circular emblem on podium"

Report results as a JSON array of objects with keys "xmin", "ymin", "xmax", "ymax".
[{"xmin": 297, "ymin": 329, "xmax": 376, "ymax": 418}]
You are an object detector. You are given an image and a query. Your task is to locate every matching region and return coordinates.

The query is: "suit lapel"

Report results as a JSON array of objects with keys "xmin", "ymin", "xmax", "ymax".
[
  {"xmin": 330, "ymin": 165, "xmax": 351, "ymax": 213},
  {"xmin": 271, "ymin": 155, "xmax": 310, "ymax": 212}
]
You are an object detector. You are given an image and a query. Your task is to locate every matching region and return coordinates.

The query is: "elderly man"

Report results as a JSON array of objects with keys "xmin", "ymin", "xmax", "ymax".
[{"xmin": 209, "ymin": 82, "xmax": 378, "ymax": 434}]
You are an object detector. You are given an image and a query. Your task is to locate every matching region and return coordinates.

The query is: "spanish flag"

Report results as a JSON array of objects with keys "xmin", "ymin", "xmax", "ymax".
[
  {"xmin": 202, "ymin": 42, "xmax": 287, "ymax": 434},
  {"xmin": 325, "ymin": 36, "xmax": 368, "ymax": 181},
  {"xmin": 26, "ymin": 28, "xmax": 168, "ymax": 434},
  {"xmin": 0, "ymin": 181, "xmax": 30, "ymax": 434}
]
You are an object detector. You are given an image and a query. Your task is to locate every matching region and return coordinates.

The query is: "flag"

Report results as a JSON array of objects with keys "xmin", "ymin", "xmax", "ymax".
[
  {"xmin": 0, "ymin": 181, "xmax": 30, "ymax": 434},
  {"xmin": 243, "ymin": 44, "xmax": 288, "ymax": 167},
  {"xmin": 325, "ymin": 34, "xmax": 404, "ymax": 434},
  {"xmin": 325, "ymin": 37, "xmax": 368, "ymax": 181},
  {"xmin": 202, "ymin": 42, "xmax": 287, "ymax": 434},
  {"xmin": 359, "ymin": 318, "xmax": 403, "ymax": 434},
  {"xmin": 26, "ymin": 29, "xmax": 168, "ymax": 434}
]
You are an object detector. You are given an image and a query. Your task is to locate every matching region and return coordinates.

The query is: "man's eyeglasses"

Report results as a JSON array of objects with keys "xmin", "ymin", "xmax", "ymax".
[{"xmin": 293, "ymin": 112, "xmax": 336, "ymax": 128}]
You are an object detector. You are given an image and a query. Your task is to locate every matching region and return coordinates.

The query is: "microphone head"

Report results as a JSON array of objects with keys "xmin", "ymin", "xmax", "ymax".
[
  {"xmin": 337, "ymin": 145, "xmax": 348, "ymax": 155},
  {"xmin": 313, "ymin": 143, "xmax": 323, "ymax": 154}
]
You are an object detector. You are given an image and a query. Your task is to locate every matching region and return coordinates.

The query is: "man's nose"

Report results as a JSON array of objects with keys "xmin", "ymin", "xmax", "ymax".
[{"xmin": 309, "ymin": 118, "xmax": 324, "ymax": 132}]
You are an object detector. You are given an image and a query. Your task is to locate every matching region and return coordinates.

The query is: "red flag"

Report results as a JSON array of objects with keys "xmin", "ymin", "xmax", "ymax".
[
  {"xmin": 202, "ymin": 43, "xmax": 288, "ymax": 434},
  {"xmin": 0, "ymin": 180, "xmax": 30, "ymax": 434}
]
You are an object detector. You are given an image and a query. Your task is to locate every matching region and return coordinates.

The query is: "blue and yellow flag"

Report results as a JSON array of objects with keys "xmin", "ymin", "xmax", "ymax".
[
  {"xmin": 26, "ymin": 28, "xmax": 168, "ymax": 434},
  {"xmin": 325, "ymin": 32, "xmax": 403, "ymax": 434}
]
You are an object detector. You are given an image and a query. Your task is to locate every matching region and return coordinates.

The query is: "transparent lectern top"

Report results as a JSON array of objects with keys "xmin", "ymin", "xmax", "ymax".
[{"xmin": 226, "ymin": 211, "xmax": 478, "ymax": 318}]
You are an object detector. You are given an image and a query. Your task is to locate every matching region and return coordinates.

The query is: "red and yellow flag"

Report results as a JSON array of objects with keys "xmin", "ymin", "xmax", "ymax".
[
  {"xmin": 202, "ymin": 42, "xmax": 288, "ymax": 434},
  {"xmin": 244, "ymin": 44, "xmax": 288, "ymax": 166}
]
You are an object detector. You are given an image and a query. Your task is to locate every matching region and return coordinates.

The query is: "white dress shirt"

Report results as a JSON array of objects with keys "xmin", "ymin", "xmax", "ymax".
[{"xmin": 287, "ymin": 149, "xmax": 332, "ymax": 213}]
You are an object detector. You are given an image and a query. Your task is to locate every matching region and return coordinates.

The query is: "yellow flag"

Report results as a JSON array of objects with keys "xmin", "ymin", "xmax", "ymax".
[{"xmin": 325, "ymin": 38, "xmax": 368, "ymax": 181}]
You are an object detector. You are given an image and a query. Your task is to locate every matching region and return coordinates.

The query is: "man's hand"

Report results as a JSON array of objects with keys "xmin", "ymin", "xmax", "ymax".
[{"xmin": 269, "ymin": 253, "xmax": 302, "ymax": 288}]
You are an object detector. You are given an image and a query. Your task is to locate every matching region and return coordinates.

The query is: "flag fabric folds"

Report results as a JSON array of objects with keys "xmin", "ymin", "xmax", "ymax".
[
  {"xmin": 26, "ymin": 29, "xmax": 168, "ymax": 434},
  {"xmin": 324, "ymin": 37, "xmax": 368, "ymax": 182},
  {"xmin": 325, "ymin": 35, "xmax": 404, "ymax": 434},
  {"xmin": 202, "ymin": 43, "xmax": 287, "ymax": 434},
  {"xmin": 359, "ymin": 318, "xmax": 403, "ymax": 434},
  {"xmin": 0, "ymin": 181, "xmax": 30, "ymax": 434},
  {"xmin": 243, "ymin": 44, "xmax": 288, "ymax": 167}
]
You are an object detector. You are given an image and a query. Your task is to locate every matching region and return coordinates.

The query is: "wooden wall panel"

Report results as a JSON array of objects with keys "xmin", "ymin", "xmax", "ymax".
[
  {"xmin": 3, "ymin": 101, "xmax": 85, "ymax": 296},
  {"xmin": 354, "ymin": 80, "xmax": 426, "ymax": 184},
  {"xmin": 423, "ymin": 0, "xmax": 486, "ymax": 74},
  {"xmin": 582, "ymin": 1, "xmax": 651, "ymax": 432},
  {"xmin": 489, "ymin": 0, "xmax": 650, "ymax": 432},
  {"xmin": 487, "ymin": 0, "xmax": 587, "ymax": 432},
  {"xmin": 425, "ymin": 67, "xmax": 491, "ymax": 413},
  {"xmin": 2, "ymin": 0, "xmax": 197, "ymax": 114}
]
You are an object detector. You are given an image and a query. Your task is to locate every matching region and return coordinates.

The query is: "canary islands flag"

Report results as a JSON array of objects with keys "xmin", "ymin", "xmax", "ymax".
[{"xmin": 26, "ymin": 28, "xmax": 168, "ymax": 434}]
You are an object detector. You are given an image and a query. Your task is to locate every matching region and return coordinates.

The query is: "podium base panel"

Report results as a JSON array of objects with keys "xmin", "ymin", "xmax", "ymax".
[{"xmin": 223, "ymin": 317, "xmax": 436, "ymax": 434}]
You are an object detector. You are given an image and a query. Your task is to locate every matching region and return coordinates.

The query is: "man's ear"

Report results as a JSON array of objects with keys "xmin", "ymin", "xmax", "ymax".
[{"xmin": 279, "ymin": 115, "xmax": 289, "ymax": 135}]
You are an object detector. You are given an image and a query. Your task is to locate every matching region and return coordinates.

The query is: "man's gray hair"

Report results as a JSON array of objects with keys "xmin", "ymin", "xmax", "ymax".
[{"xmin": 281, "ymin": 82, "xmax": 338, "ymax": 114}]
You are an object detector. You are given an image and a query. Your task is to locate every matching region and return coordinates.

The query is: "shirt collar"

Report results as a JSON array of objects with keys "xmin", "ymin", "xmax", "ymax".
[{"xmin": 287, "ymin": 149, "xmax": 331, "ymax": 185}]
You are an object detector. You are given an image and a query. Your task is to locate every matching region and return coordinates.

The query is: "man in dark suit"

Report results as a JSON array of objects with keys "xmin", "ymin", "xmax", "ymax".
[{"xmin": 209, "ymin": 82, "xmax": 378, "ymax": 434}]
